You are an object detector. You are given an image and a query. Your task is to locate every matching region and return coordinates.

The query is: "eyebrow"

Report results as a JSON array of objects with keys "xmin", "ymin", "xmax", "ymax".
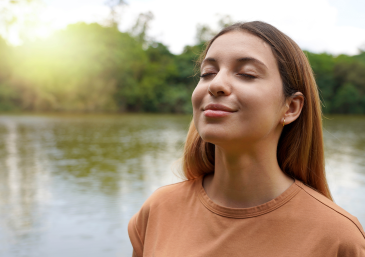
[
  {"xmin": 201, "ymin": 57, "xmax": 268, "ymax": 71},
  {"xmin": 201, "ymin": 57, "xmax": 216, "ymax": 67}
]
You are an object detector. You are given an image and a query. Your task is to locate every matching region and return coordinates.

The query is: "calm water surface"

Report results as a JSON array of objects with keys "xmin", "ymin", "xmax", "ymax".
[{"xmin": 0, "ymin": 114, "xmax": 364, "ymax": 257}]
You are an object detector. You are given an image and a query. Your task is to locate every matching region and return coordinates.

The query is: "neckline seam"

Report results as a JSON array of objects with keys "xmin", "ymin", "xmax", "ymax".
[{"xmin": 196, "ymin": 177, "xmax": 301, "ymax": 219}]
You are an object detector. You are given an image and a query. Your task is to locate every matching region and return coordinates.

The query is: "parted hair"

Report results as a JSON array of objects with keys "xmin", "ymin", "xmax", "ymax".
[{"xmin": 182, "ymin": 21, "xmax": 333, "ymax": 200}]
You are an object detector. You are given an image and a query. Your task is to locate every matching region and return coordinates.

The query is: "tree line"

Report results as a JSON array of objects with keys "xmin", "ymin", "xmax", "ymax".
[{"xmin": 0, "ymin": 22, "xmax": 364, "ymax": 114}]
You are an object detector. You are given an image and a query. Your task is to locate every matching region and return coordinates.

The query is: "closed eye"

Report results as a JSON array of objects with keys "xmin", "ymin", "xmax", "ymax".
[
  {"xmin": 200, "ymin": 73, "xmax": 216, "ymax": 78},
  {"xmin": 238, "ymin": 73, "xmax": 257, "ymax": 79}
]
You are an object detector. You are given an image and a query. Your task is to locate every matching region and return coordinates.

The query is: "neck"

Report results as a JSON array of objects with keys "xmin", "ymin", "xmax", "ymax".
[{"xmin": 203, "ymin": 141, "xmax": 294, "ymax": 208}]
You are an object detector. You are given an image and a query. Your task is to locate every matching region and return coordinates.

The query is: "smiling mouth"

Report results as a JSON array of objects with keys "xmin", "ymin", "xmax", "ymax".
[{"xmin": 203, "ymin": 103, "xmax": 236, "ymax": 118}]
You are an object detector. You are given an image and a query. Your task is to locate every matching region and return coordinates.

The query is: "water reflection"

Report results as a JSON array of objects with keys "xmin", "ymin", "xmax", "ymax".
[
  {"xmin": 0, "ymin": 114, "xmax": 364, "ymax": 257},
  {"xmin": 323, "ymin": 116, "xmax": 365, "ymax": 186},
  {"xmin": 0, "ymin": 114, "xmax": 189, "ymax": 257},
  {"xmin": 322, "ymin": 116, "xmax": 365, "ymax": 224},
  {"xmin": 0, "ymin": 118, "xmax": 52, "ymax": 256}
]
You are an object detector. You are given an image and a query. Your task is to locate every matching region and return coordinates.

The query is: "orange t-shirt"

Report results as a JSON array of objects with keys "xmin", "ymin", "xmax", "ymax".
[{"xmin": 128, "ymin": 176, "xmax": 365, "ymax": 257}]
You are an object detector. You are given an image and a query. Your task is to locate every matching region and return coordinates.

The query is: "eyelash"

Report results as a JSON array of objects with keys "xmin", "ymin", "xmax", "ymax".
[
  {"xmin": 200, "ymin": 73, "xmax": 215, "ymax": 78},
  {"xmin": 199, "ymin": 73, "xmax": 257, "ymax": 79},
  {"xmin": 238, "ymin": 73, "xmax": 257, "ymax": 79}
]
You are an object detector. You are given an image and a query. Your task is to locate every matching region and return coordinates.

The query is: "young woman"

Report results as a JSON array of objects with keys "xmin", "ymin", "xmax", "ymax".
[{"xmin": 128, "ymin": 21, "xmax": 365, "ymax": 257}]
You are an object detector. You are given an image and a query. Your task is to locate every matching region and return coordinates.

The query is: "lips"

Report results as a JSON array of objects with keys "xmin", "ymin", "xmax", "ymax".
[{"xmin": 203, "ymin": 103, "xmax": 236, "ymax": 118}]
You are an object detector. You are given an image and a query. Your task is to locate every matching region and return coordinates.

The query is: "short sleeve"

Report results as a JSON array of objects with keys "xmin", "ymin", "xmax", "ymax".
[
  {"xmin": 337, "ymin": 217, "xmax": 365, "ymax": 257},
  {"xmin": 128, "ymin": 212, "xmax": 144, "ymax": 257},
  {"xmin": 337, "ymin": 239, "xmax": 365, "ymax": 257},
  {"xmin": 128, "ymin": 192, "xmax": 155, "ymax": 257},
  {"xmin": 127, "ymin": 181, "xmax": 188, "ymax": 257}
]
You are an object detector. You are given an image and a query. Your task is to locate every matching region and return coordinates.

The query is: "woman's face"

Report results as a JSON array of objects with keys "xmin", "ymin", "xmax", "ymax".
[{"xmin": 192, "ymin": 30, "xmax": 287, "ymax": 148}]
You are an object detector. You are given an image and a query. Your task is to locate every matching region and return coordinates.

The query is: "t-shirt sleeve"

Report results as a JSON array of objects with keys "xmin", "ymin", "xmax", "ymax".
[
  {"xmin": 128, "ymin": 189, "xmax": 157, "ymax": 257},
  {"xmin": 127, "ymin": 182, "xmax": 188, "ymax": 256},
  {"xmin": 128, "ymin": 212, "xmax": 144, "ymax": 257},
  {"xmin": 337, "ymin": 217, "xmax": 365, "ymax": 257},
  {"xmin": 337, "ymin": 239, "xmax": 365, "ymax": 257}
]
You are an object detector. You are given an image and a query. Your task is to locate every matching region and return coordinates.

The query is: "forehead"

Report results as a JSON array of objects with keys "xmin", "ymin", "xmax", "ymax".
[{"xmin": 205, "ymin": 30, "xmax": 277, "ymax": 70}]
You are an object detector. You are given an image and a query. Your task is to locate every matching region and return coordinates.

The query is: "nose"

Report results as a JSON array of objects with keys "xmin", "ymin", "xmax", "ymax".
[{"xmin": 208, "ymin": 71, "xmax": 232, "ymax": 97}]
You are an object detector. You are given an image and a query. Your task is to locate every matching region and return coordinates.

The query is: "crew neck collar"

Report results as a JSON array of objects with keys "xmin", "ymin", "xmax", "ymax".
[{"xmin": 195, "ymin": 175, "xmax": 301, "ymax": 219}]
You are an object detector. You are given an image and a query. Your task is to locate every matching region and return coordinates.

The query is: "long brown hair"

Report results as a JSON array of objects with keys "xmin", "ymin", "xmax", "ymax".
[{"xmin": 182, "ymin": 21, "xmax": 333, "ymax": 200}]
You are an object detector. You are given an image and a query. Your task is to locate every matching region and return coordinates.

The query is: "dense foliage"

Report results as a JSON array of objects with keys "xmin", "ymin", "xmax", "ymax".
[
  {"xmin": 305, "ymin": 51, "xmax": 365, "ymax": 114},
  {"xmin": 0, "ymin": 22, "xmax": 364, "ymax": 114}
]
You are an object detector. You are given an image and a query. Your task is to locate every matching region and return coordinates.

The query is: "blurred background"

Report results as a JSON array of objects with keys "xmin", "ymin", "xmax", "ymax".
[{"xmin": 0, "ymin": 0, "xmax": 364, "ymax": 256}]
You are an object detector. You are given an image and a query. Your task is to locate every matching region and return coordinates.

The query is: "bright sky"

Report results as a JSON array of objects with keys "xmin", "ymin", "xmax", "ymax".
[{"xmin": 13, "ymin": 0, "xmax": 365, "ymax": 55}]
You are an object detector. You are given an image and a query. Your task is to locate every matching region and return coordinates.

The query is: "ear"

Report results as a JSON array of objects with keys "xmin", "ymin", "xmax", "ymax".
[{"xmin": 282, "ymin": 92, "xmax": 304, "ymax": 126}]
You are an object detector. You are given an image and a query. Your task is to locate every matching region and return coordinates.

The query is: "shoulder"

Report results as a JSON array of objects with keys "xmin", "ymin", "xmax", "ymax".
[
  {"xmin": 144, "ymin": 178, "xmax": 196, "ymax": 209},
  {"xmin": 294, "ymin": 180, "xmax": 365, "ymax": 253},
  {"xmin": 128, "ymin": 179, "xmax": 196, "ymax": 256},
  {"xmin": 132, "ymin": 178, "xmax": 195, "ymax": 218},
  {"xmin": 295, "ymin": 180, "xmax": 364, "ymax": 237}
]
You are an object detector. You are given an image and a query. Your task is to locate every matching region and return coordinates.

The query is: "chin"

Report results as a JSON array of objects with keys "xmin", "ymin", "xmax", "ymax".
[
  {"xmin": 199, "ymin": 126, "xmax": 264, "ymax": 149},
  {"xmin": 198, "ymin": 127, "xmax": 236, "ymax": 145}
]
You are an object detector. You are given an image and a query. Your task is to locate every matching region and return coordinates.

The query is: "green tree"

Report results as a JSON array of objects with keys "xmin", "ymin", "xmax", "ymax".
[
  {"xmin": 104, "ymin": 0, "xmax": 127, "ymax": 27},
  {"xmin": 0, "ymin": 36, "xmax": 19, "ymax": 111},
  {"xmin": 305, "ymin": 51, "xmax": 335, "ymax": 113},
  {"xmin": 332, "ymin": 83, "xmax": 363, "ymax": 114},
  {"xmin": 130, "ymin": 11, "xmax": 154, "ymax": 45},
  {"xmin": 9, "ymin": 23, "xmax": 148, "ymax": 111}
]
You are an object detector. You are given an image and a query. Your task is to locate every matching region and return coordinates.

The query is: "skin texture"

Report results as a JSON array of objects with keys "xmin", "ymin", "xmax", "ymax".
[{"xmin": 192, "ymin": 31, "xmax": 304, "ymax": 208}]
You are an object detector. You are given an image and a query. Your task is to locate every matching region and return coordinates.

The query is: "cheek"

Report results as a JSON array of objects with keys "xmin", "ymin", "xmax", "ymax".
[
  {"xmin": 249, "ymin": 79, "xmax": 283, "ymax": 106},
  {"xmin": 236, "ymin": 82, "xmax": 284, "ymax": 125},
  {"xmin": 191, "ymin": 83, "xmax": 208, "ymax": 136},
  {"xmin": 191, "ymin": 83, "xmax": 205, "ymax": 111}
]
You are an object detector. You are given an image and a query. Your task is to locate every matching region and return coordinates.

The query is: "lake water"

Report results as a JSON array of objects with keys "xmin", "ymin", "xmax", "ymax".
[{"xmin": 0, "ymin": 114, "xmax": 364, "ymax": 257}]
